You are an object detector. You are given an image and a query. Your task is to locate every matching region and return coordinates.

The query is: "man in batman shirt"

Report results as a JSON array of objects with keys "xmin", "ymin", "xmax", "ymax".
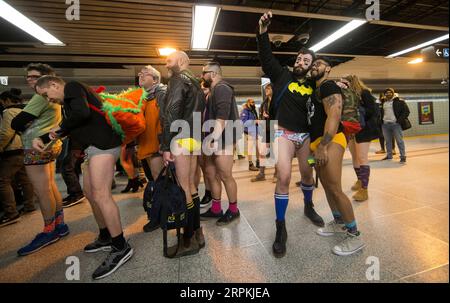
[{"xmin": 257, "ymin": 11, "xmax": 324, "ymax": 258}]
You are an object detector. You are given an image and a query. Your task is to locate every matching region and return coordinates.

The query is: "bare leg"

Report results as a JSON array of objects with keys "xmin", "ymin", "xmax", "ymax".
[
  {"xmin": 274, "ymin": 137, "xmax": 296, "ymax": 194},
  {"xmin": 356, "ymin": 142, "xmax": 370, "ymax": 166},
  {"xmin": 25, "ymin": 164, "xmax": 56, "ymax": 223},
  {"xmin": 214, "ymin": 154, "xmax": 237, "ymax": 203},
  {"xmin": 173, "ymin": 153, "xmax": 194, "ymax": 203},
  {"xmin": 193, "ymin": 157, "xmax": 201, "ymax": 190},
  {"xmin": 317, "ymin": 143, "xmax": 355, "ymax": 224},
  {"xmin": 204, "ymin": 156, "xmax": 221, "ymax": 200},
  {"xmin": 49, "ymin": 161, "xmax": 63, "ymax": 212},
  {"xmin": 146, "ymin": 155, "xmax": 164, "ymax": 181},
  {"xmin": 348, "ymin": 138, "xmax": 359, "ymax": 168},
  {"xmin": 295, "ymin": 138, "xmax": 313, "ymax": 185},
  {"xmin": 82, "ymin": 162, "xmax": 107, "ymax": 229},
  {"xmin": 87, "ymin": 154, "xmax": 122, "ymax": 236}
]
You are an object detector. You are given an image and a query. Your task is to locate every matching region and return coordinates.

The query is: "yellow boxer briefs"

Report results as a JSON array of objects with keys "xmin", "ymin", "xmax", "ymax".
[
  {"xmin": 310, "ymin": 132, "xmax": 347, "ymax": 152},
  {"xmin": 175, "ymin": 138, "xmax": 201, "ymax": 153}
]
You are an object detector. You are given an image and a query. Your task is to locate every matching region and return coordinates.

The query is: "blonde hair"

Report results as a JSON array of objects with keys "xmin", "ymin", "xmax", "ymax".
[
  {"xmin": 342, "ymin": 75, "xmax": 371, "ymax": 98},
  {"xmin": 142, "ymin": 65, "xmax": 161, "ymax": 83}
]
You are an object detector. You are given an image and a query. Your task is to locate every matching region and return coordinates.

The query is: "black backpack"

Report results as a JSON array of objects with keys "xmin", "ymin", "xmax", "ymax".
[{"xmin": 151, "ymin": 164, "xmax": 187, "ymax": 257}]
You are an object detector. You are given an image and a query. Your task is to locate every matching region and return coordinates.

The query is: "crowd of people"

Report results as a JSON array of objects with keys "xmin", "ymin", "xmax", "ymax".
[{"xmin": 0, "ymin": 11, "xmax": 412, "ymax": 280}]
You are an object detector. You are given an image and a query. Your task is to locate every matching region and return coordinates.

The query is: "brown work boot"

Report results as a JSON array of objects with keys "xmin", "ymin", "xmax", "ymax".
[
  {"xmin": 353, "ymin": 188, "xmax": 368, "ymax": 202},
  {"xmin": 251, "ymin": 173, "xmax": 266, "ymax": 182},
  {"xmin": 195, "ymin": 227, "xmax": 205, "ymax": 249},
  {"xmin": 351, "ymin": 180, "xmax": 362, "ymax": 191},
  {"xmin": 165, "ymin": 235, "xmax": 200, "ymax": 258}
]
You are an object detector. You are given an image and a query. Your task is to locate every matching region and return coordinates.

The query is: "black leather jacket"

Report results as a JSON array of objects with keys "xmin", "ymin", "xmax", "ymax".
[{"xmin": 161, "ymin": 70, "xmax": 206, "ymax": 152}]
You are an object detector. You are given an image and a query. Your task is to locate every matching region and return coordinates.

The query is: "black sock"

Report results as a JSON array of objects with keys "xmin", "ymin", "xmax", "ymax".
[
  {"xmin": 99, "ymin": 227, "xmax": 111, "ymax": 241},
  {"xmin": 111, "ymin": 232, "xmax": 126, "ymax": 250},
  {"xmin": 204, "ymin": 190, "xmax": 211, "ymax": 199},
  {"xmin": 184, "ymin": 200, "xmax": 195, "ymax": 238},
  {"xmin": 192, "ymin": 193, "xmax": 201, "ymax": 230}
]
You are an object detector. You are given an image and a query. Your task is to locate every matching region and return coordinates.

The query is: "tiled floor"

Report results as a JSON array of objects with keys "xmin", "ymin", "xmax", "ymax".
[{"xmin": 0, "ymin": 135, "xmax": 448, "ymax": 283}]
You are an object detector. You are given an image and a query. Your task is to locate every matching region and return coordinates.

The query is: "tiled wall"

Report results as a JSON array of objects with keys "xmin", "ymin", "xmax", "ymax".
[
  {"xmin": 237, "ymin": 93, "xmax": 449, "ymax": 137},
  {"xmin": 398, "ymin": 94, "xmax": 449, "ymax": 137}
]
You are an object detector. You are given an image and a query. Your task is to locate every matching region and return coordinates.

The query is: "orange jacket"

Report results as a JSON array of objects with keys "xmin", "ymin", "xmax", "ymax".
[{"xmin": 137, "ymin": 98, "xmax": 162, "ymax": 160}]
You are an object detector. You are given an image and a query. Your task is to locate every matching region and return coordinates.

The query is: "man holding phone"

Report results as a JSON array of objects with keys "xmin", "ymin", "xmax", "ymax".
[
  {"xmin": 33, "ymin": 76, "xmax": 133, "ymax": 279},
  {"xmin": 257, "ymin": 11, "xmax": 324, "ymax": 258}
]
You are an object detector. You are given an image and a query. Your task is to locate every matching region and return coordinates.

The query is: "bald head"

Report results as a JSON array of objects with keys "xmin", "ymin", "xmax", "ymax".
[{"xmin": 166, "ymin": 51, "xmax": 190, "ymax": 77}]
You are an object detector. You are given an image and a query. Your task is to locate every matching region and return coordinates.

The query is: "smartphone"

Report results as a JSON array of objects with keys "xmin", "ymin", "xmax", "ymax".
[
  {"xmin": 262, "ymin": 16, "xmax": 272, "ymax": 27},
  {"xmin": 43, "ymin": 139, "xmax": 57, "ymax": 152}
]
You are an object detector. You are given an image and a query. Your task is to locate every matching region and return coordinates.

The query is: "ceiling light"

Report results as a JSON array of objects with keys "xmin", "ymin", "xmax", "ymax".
[
  {"xmin": 191, "ymin": 5, "xmax": 220, "ymax": 50},
  {"xmin": 309, "ymin": 20, "xmax": 366, "ymax": 52},
  {"xmin": 386, "ymin": 34, "xmax": 449, "ymax": 58},
  {"xmin": 0, "ymin": 0, "xmax": 64, "ymax": 45},
  {"xmin": 408, "ymin": 57, "xmax": 423, "ymax": 64},
  {"xmin": 157, "ymin": 47, "xmax": 177, "ymax": 57}
]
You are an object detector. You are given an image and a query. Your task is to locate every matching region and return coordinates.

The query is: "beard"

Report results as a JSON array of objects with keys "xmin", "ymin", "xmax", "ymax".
[
  {"xmin": 311, "ymin": 70, "xmax": 325, "ymax": 81},
  {"xmin": 167, "ymin": 65, "xmax": 181, "ymax": 78},
  {"xmin": 203, "ymin": 78, "xmax": 212, "ymax": 87},
  {"xmin": 293, "ymin": 66, "xmax": 308, "ymax": 78}
]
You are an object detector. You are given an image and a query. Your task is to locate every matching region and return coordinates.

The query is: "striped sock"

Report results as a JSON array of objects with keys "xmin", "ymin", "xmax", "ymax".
[
  {"xmin": 300, "ymin": 182, "xmax": 314, "ymax": 207},
  {"xmin": 55, "ymin": 209, "xmax": 64, "ymax": 226},
  {"xmin": 359, "ymin": 165, "xmax": 370, "ymax": 189},
  {"xmin": 345, "ymin": 220, "xmax": 358, "ymax": 234},
  {"xmin": 43, "ymin": 217, "xmax": 56, "ymax": 233},
  {"xmin": 274, "ymin": 193, "xmax": 289, "ymax": 221}
]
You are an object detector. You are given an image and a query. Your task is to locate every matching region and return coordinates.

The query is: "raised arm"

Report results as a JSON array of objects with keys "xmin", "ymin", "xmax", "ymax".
[{"xmin": 256, "ymin": 11, "xmax": 284, "ymax": 82}]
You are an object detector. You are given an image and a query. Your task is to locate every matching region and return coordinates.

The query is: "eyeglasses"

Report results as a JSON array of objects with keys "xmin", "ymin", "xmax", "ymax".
[
  {"xmin": 312, "ymin": 61, "xmax": 330, "ymax": 68},
  {"xmin": 138, "ymin": 72, "xmax": 152, "ymax": 77}
]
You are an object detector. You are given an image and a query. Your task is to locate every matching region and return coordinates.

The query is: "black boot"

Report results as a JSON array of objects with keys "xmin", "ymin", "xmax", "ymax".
[
  {"xmin": 121, "ymin": 177, "xmax": 143, "ymax": 193},
  {"xmin": 272, "ymin": 220, "xmax": 287, "ymax": 258},
  {"xmin": 304, "ymin": 202, "xmax": 324, "ymax": 227}
]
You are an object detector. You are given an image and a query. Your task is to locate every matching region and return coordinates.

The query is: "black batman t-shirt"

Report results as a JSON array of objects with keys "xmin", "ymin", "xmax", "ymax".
[{"xmin": 275, "ymin": 77, "xmax": 315, "ymax": 133}]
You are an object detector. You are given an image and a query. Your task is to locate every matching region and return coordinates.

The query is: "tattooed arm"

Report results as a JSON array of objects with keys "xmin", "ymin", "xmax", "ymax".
[
  {"xmin": 320, "ymin": 93, "xmax": 342, "ymax": 147},
  {"xmin": 314, "ymin": 92, "xmax": 342, "ymax": 167}
]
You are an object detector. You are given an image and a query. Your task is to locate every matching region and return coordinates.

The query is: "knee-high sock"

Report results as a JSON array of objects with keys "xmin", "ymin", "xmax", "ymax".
[
  {"xmin": 184, "ymin": 200, "xmax": 195, "ymax": 238},
  {"xmin": 274, "ymin": 193, "xmax": 289, "ymax": 221},
  {"xmin": 354, "ymin": 167, "xmax": 361, "ymax": 181},
  {"xmin": 300, "ymin": 183, "xmax": 314, "ymax": 207},
  {"xmin": 359, "ymin": 165, "xmax": 370, "ymax": 189},
  {"xmin": 191, "ymin": 193, "xmax": 200, "ymax": 230}
]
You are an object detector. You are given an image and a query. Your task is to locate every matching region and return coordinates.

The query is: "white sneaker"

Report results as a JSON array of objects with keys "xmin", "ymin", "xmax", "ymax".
[
  {"xmin": 332, "ymin": 232, "xmax": 365, "ymax": 256},
  {"xmin": 316, "ymin": 220, "xmax": 346, "ymax": 237}
]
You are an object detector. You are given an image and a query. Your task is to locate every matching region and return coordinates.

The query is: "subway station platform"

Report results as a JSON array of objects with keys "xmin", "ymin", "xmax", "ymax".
[{"xmin": 0, "ymin": 135, "xmax": 448, "ymax": 283}]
